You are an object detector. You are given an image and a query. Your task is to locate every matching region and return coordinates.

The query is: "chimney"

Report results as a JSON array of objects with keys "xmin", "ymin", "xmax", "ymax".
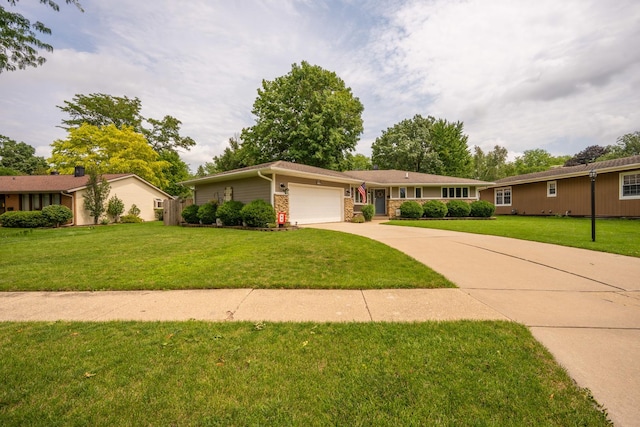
[
  {"xmin": 74, "ymin": 166, "xmax": 85, "ymax": 177},
  {"xmin": 405, "ymin": 172, "xmax": 409, "ymax": 179}
]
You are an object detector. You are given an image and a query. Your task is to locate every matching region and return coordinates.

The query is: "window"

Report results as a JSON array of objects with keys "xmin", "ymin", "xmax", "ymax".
[
  {"xmin": 399, "ymin": 187, "xmax": 407, "ymax": 199},
  {"xmin": 52, "ymin": 193, "xmax": 61, "ymax": 205},
  {"xmin": 495, "ymin": 187, "xmax": 512, "ymax": 206},
  {"xmin": 354, "ymin": 187, "xmax": 366, "ymax": 204},
  {"xmin": 154, "ymin": 198, "xmax": 163, "ymax": 209},
  {"xmin": 43, "ymin": 193, "xmax": 51, "ymax": 207},
  {"xmin": 21, "ymin": 194, "xmax": 29, "ymax": 210},
  {"xmin": 620, "ymin": 172, "xmax": 640, "ymax": 199},
  {"xmin": 415, "ymin": 187, "xmax": 422, "ymax": 198},
  {"xmin": 547, "ymin": 181, "xmax": 557, "ymax": 197},
  {"xmin": 441, "ymin": 187, "xmax": 469, "ymax": 198}
]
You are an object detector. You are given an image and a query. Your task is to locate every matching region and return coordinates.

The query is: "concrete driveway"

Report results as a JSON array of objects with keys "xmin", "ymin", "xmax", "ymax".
[{"xmin": 308, "ymin": 220, "xmax": 640, "ymax": 427}]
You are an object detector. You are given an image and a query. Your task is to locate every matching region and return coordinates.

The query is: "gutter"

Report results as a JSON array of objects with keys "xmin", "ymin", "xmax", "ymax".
[
  {"xmin": 61, "ymin": 192, "xmax": 75, "ymax": 226},
  {"xmin": 257, "ymin": 171, "xmax": 276, "ymax": 201}
]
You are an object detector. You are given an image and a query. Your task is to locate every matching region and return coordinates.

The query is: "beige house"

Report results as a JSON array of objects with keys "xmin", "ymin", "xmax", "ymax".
[
  {"xmin": 0, "ymin": 170, "xmax": 171, "ymax": 225},
  {"xmin": 181, "ymin": 161, "xmax": 492, "ymax": 224}
]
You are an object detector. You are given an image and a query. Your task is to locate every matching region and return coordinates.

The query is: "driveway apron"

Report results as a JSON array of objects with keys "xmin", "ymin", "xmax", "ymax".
[{"xmin": 308, "ymin": 221, "xmax": 640, "ymax": 427}]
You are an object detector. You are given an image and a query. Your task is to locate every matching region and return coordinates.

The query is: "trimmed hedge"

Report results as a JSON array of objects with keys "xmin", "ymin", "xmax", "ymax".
[
  {"xmin": 216, "ymin": 201, "xmax": 245, "ymax": 226},
  {"xmin": 41, "ymin": 205, "xmax": 73, "ymax": 227},
  {"xmin": 399, "ymin": 201, "xmax": 423, "ymax": 219},
  {"xmin": 0, "ymin": 210, "xmax": 48, "ymax": 228},
  {"xmin": 241, "ymin": 199, "xmax": 275, "ymax": 228},
  {"xmin": 423, "ymin": 200, "xmax": 448, "ymax": 218},
  {"xmin": 181, "ymin": 204, "xmax": 200, "ymax": 224},
  {"xmin": 197, "ymin": 202, "xmax": 218, "ymax": 225},
  {"xmin": 447, "ymin": 200, "xmax": 471, "ymax": 217},
  {"xmin": 120, "ymin": 214, "xmax": 144, "ymax": 223},
  {"xmin": 470, "ymin": 200, "xmax": 495, "ymax": 218},
  {"xmin": 361, "ymin": 204, "xmax": 375, "ymax": 221}
]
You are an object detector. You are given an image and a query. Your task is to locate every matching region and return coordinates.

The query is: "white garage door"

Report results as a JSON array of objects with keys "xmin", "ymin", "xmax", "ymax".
[{"xmin": 288, "ymin": 183, "xmax": 343, "ymax": 224}]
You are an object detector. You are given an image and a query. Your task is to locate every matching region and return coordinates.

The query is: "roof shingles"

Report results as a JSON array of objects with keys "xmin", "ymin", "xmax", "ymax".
[{"xmin": 0, "ymin": 174, "xmax": 131, "ymax": 193}]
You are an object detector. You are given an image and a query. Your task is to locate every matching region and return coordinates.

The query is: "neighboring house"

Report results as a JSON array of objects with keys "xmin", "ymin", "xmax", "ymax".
[
  {"xmin": 479, "ymin": 155, "xmax": 640, "ymax": 218},
  {"xmin": 180, "ymin": 161, "xmax": 491, "ymax": 224},
  {"xmin": 0, "ymin": 168, "xmax": 172, "ymax": 225}
]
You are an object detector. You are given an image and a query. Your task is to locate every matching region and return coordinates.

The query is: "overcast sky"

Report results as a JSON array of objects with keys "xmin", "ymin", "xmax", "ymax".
[{"xmin": 2, "ymin": 0, "xmax": 639, "ymax": 171}]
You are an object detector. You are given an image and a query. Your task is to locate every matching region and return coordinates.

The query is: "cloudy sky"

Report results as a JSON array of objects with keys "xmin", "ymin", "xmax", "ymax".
[{"xmin": 2, "ymin": 0, "xmax": 639, "ymax": 171}]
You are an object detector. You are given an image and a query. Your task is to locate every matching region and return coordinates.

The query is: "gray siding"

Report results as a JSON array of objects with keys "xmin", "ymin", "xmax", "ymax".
[{"xmin": 195, "ymin": 176, "xmax": 270, "ymax": 205}]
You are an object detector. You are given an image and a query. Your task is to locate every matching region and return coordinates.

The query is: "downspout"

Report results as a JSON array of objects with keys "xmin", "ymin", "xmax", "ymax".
[
  {"xmin": 257, "ymin": 171, "xmax": 275, "ymax": 203},
  {"xmin": 61, "ymin": 192, "xmax": 75, "ymax": 226}
]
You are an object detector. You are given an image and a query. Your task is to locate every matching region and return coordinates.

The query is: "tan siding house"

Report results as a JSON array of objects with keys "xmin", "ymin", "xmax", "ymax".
[
  {"xmin": 182, "ymin": 161, "xmax": 492, "ymax": 224},
  {"xmin": 479, "ymin": 155, "xmax": 640, "ymax": 217},
  {"xmin": 0, "ymin": 172, "xmax": 172, "ymax": 225}
]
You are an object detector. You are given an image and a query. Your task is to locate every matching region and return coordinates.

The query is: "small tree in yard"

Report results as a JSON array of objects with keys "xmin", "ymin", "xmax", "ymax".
[
  {"xmin": 83, "ymin": 170, "xmax": 111, "ymax": 225},
  {"xmin": 107, "ymin": 195, "xmax": 125, "ymax": 223}
]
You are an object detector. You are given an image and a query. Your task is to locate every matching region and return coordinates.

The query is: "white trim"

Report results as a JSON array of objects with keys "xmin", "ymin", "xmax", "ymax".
[
  {"xmin": 620, "ymin": 171, "xmax": 640, "ymax": 200},
  {"xmin": 547, "ymin": 181, "xmax": 557, "ymax": 197},
  {"xmin": 495, "ymin": 187, "xmax": 512, "ymax": 206}
]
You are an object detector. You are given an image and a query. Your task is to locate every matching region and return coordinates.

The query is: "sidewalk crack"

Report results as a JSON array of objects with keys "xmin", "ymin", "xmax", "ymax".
[{"xmin": 360, "ymin": 290, "xmax": 373, "ymax": 321}]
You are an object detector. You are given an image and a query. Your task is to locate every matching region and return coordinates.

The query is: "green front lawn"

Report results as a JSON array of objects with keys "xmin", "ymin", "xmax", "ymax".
[
  {"xmin": 0, "ymin": 321, "xmax": 610, "ymax": 426},
  {"xmin": 387, "ymin": 216, "xmax": 640, "ymax": 257},
  {"xmin": 0, "ymin": 222, "xmax": 453, "ymax": 291}
]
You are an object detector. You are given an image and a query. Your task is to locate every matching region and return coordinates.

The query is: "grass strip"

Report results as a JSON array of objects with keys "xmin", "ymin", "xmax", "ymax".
[
  {"xmin": 0, "ymin": 222, "xmax": 453, "ymax": 291},
  {"xmin": 0, "ymin": 321, "xmax": 610, "ymax": 426},
  {"xmin": 387, "ymin": 216, "xmax": 640, "ymax": 257}
]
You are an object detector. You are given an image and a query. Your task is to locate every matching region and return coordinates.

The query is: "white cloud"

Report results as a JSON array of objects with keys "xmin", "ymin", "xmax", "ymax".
[{"xmin": 1, "ymin": 0, "xmax": 639, "ymax": 171}]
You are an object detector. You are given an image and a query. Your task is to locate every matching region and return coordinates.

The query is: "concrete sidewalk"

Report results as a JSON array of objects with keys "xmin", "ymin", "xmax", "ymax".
[
  {"xmin": 310, "ymin": 221, "xmax": 640, "ymax": 427},
  {"xmin": 1, "ymin": 220, "xmax": 639, "ymax": 425}
]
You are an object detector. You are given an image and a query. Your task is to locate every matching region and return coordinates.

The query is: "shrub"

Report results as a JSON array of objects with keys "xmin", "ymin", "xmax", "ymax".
[
  {"xmin": 423, "ymin": 200, "xmax": 448, "ymax": 218},
  {"xmin": 128, "ymin": 204, "xmax": 141, "ymax": 217},
  {"xmin": 447, "ymin": 200, "xmax": 471, "ymax": 217},
  {"xmin": 351, "ymin": 215, "xmax": 365, "ymax": 223},
  {"xmin": 181, "ymin": 204, "xmax": 200, "ymax": 224},
  {"xmin": 241, "ymin": 199, "xmax": 275, "ymax": 228},
  {"xmin": 197, "ymin": 202, "xmax": 218, "ymax": 225},
  {"xmin": 0, "ymin": 211, "xmax": 48, "ymax": 228},
  {"xmin": 41, "ymin": 205, "xmax": 73, "ymax": 227},
  {"xmin": 120, "ymin": 214, "xmax": 144, "ymax": 223},
  {"xmin": 399, "ymin": 201, "xmax": 423, "ymax": 219},
  {"xmin": 107, "ymin": 195, "xmax": 125, "ymax": 222},
  {"xmin": 216, "ymin": 201, "xmax": 245, "ymax": 226},
  {"xmin": 361, "ymin": 204, "xmax": 375, "ymax": 221},
  {"xmin": 470, "ymin": 200, "xmax": 496, "ymax": 218}
]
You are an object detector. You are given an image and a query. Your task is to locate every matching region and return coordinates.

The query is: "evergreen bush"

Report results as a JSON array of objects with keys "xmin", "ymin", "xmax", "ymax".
[
  {"xmin": 120, "ymin": 214, "xmax": 144, "ymax": 223},
  {"xmin": 0, "ymin": 211, "xmax": 48, "ymax": 228},
  {"xmin": 181, "ymin": 204, "xmax": 200, "ymax": 224},
  {"xmin": 447, "ymin": 200, "xmax": 471, "ymax": 217},
  {"xmin": 361, "ymin": 204, "xmax": 375, "ymax": 221},
  {"xmin": 197, "ymin": 202, "xmax": 218, "ymax": 225},
  {"xmin": 41, "ymin": 205, "xmax": 73, "ymax": 227},
  {"xmin": 107, "ymin": 195, "xmax": 125, "ymax": 223},
  {"xmin": 241, "ymin": 199, "xmax": 275, "ymax": 228},
  {"xmin": 423, "ymin": 200, "xmax": 448, "ymax": 218},
  {"xmin": 216, "ymin": 201, "xmax": 245, "ymax": 226},
  {"xmin": 399, "ymin": 201, "xmax": 423, "ymax": 218},
  {"xmin": 470, "ymin": 200, "xmax": 496, "ymax": 218}
]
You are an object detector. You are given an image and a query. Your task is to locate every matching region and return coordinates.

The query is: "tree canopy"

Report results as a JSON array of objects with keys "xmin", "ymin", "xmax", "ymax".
[
  {"xmin": 240, "ymin": 61, "xmax": 364, "ymax": 170},
  {"xmin": 0, "ymin": 0, "xmax": 83, "ymax": 73},
  {"xmin": 471, "ymin": 145, "xmax": 514, "ymax": 182},
  {"xmin": 49, "ymin": 124, "xmax": 169, "ymax": 188},
  {"xmin": 600, "ymin": 131, "xmax": 640, "ymax": 160},
  {"xmin": 512, "ymin": 149, "xmax": 569, "ymax": 175},
  {"xmin": 371, "ymin": 114, "xmax": 472, "ymax": 177},
  {"xmin": 0, "ymin": 135, "xmax": 48, "ymax": 174}
]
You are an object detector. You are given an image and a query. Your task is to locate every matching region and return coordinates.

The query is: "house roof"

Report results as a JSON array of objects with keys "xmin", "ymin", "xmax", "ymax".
[
  {"xmin": 0, "ymin": 173, "xmax": 172, "ymax": 199},
  {"xmin": 181, "ymin": 160, "xmax": 493, "ymax": 187},
  {"xmin": 491, "ymin": 155, "xmax": 640, "ymax": 187},
  {"xmin": 343, "ymin": 169, "xmax": 492, "ymax": 186}
]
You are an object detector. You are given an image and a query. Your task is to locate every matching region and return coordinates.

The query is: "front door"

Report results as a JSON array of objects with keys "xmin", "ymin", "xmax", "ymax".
[
  {"xmin": 374, "ymin": 189, "xmax": 386, "ymax": 215},
  {"xmin": 0, "ymin": 195, "xmax": 5, "ymax": 214}
]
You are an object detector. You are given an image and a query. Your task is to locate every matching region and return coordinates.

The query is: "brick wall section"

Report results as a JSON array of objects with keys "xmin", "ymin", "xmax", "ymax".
[
  {"xmin": 344, "ymin": 197, "xmax": 354, "ymax": 222},
  {"xmin": 274, "ymin": 194, "xmax": 289, "ymax": 219}
]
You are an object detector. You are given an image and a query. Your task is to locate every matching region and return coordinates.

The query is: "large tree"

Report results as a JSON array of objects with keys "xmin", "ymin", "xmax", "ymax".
[
  {"xmin": 49, "ymin": 124, "xmax": 169, "ymax": 188},
  {"xmin": 472, "ymin": 145, "xmax": 514, "ymax": 182},
  {"xmin": 0, "ymin": 0, "xmax": 83, "ymax": 73},
  {"xmin": 240, "ymin": 61, "xmax": 364, "ymax": 170},
  {"xmin": 371, "ymin": 114, "xmax": 472, "ymax": 176},
  {"xmin": 82, "ymin": 168, "xmax": 110, "ymax": 225},
  {"xmin": 56, "ymin": 93, "xmax": 194, "ymax": 194},
  {"xmin": 204, "ymin": 136, "xmax": 251, "ymax": 174},
  {"xmin": 564, "ymin": 145, "xmax": 609, "ymax": 166},
  {"xmin": 512, "ymin": 149, "xmax": 569, "ymax": 175},
  {"xmin": 0, "ymin": 135, "xmax": 48, "ymax": 174},
  {"xmin": 600, "ymin": 131, "xmax": 640, "ymax": 160}
]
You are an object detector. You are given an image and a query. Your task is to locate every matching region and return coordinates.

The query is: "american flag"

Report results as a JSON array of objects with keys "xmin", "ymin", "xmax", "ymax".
[{"xmin": 357, "ymin": 182, "xmax": 366, "ymax": 202}]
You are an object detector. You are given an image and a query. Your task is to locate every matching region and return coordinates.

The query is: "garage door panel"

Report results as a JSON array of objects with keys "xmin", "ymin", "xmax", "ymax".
[{"xmin": 289, "ymin": 184, "xmax": 342, "ymax": 224}]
